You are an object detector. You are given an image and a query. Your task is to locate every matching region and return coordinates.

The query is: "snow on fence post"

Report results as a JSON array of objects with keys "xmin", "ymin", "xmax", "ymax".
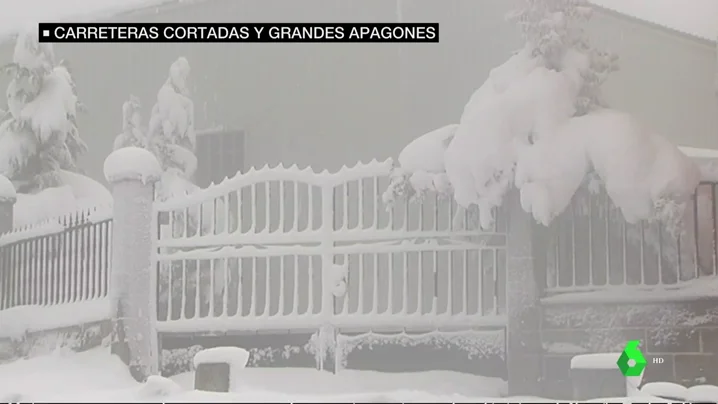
[
  {"xmin": 504, "ymin": 189, "xmax": 544, "ymax": 396},
  {"xmin": 0, "ymin": 174, "xmax": 16, "ymax": 234},
  {"xmin": 104, "ymin": 147, "xmax": 162, "ymax": 382}
]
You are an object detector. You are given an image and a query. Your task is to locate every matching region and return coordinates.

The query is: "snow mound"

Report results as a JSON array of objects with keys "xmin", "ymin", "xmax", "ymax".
[
  {"xmin": 136, "ymin": 375, "xmax": 183, "ymax": 399},
  {"xmin": 640, "ymin": 382, "xmax": 687, "ymax": 400},
  {"xmin": 193, "ymin": 347, "xmax": 249, "ymax": 369},
  {"xmin": 0, "ymin": 347, "xmax": 135, "ymax": 401},
  {"xmin": 570, "ymin": 353, "xmax": 620, "ymax": 369},
  {"xmin": 55, "ymin": 170, "xmax": 111, "ymax": 203},
  {"xmin": 12, "ymin": 172, "xmax": 111, "ymax": 229},
  {"xmin": 0, "ymin": 298, "xmax": 111, "ymax": 339},
  {"xmin": 14, "ymin": 188, "xmax": 75, "ymax": 228},
  {"xmin": 0, "ymin": 174, "xmax": 16, "ymax": 202},
  {"xmin": 103, "ymin": 147, "xmax": 161, "ymax": 184},
  {"xmin": 686, "ymin": 384, "xmax": 718, "ymax": 402}
]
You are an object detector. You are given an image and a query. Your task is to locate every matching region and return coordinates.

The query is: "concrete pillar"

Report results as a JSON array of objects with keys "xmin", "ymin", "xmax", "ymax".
[
  {"xmin": 0, "ymin": 174, "xmax": 16, "ymax": 234},
  {"xmin": 505, "ymin": 189, "xmax": 544, "ymax": 396},
  {"xmin": 103, "ymin": 147, "xmax": 162, "ymax": 381}
]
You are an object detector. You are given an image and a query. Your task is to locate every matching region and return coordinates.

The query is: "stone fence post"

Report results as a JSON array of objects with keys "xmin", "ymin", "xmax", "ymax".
[
  {"xmin": 0, "ymin": 174, "xmax": 16, "ymax": 234},
  {"xmin": 505, "ymin": 189, "xmax": 545, "ymax": 396},
  {"xmin": 104, "ymin": 147, "xmax": 162, "ymax": 381}
]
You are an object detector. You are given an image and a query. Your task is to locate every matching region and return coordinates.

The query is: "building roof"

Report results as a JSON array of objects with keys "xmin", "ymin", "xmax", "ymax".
[
  {"xmin": 0, "ymin": 0, "xmax": 714, "ymax": 47},
  {"xmin": 591, "ymin": 3, "xmax": 715, "ymax": 48}
]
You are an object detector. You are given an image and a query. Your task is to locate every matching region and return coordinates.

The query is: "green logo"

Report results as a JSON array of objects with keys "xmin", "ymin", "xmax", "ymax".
[{"xmin": 617, "ymin": 340, "xmax": 647, "ymax": 376}]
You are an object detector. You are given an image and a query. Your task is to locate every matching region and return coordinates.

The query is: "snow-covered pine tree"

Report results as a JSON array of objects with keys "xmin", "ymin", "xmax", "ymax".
[
  {"xmin": 0, "ymin": 29, "xmax": 88, "ymax": 193},
  {"xmin": 113, "ymin": 95, "xmax": 146, "ymax": 150},
  {"xmin": 507, "ymin": 0, "xmax": 618, "ymax": 115}
]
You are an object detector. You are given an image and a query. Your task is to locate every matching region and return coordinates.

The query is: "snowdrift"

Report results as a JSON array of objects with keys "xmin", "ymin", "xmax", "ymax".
[{"xmin": 13, "ymin": 171, "xmax": 111, "ymax": 228}]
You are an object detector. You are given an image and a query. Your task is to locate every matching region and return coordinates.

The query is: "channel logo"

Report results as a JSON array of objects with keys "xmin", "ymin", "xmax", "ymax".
[{"xmin": 617, "ymin": 340, "xmax": 647, "ymax": 376}]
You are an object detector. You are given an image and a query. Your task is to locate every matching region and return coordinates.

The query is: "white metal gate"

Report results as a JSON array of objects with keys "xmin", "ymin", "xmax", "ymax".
[{"xmin": 152, "ymin": 160, "xmax": 507, "ymax": 335}]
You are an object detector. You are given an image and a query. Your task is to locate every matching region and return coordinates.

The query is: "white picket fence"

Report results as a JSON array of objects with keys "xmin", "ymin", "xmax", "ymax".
[{"xmin": 152, "ymin": 160, "xmax": 508, "ymax": 335}]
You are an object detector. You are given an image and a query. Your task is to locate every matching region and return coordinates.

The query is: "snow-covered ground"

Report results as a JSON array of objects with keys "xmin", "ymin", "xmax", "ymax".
[
  {"xmin": 0, "ymin": 298, "xmax": 110, "ymax": 339},
  {"xmin": 3, "ymin": 342, "xmax": 716, "ymax": 402},
  {"xmin": 0, "ymin": 347, "xmax": 518, "ymax": 403},
  {"xmin": 0, "ymin": 347, "xmax": 686, "ymax": 403}
]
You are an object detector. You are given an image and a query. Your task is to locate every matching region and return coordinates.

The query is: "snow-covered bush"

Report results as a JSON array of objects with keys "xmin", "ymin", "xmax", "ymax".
[
  {"xmin": 0, "ymin": 29, "xmax": 88, "ymax": 194},
  {"xmin": 383, "ymin": 124, "xmax": 455, "ymax": 206},
  {"xmin": 392, "ymin": 0, "xmax": 698, "ymax": 233}
]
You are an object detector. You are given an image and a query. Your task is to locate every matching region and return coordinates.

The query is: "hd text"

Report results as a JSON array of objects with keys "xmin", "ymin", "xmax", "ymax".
[{"xmin": 39, "ymin": 23, "xmax": 440, "ymax": 43}]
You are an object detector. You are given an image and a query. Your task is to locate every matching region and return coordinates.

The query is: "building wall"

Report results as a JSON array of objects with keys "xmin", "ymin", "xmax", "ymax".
[{"xmin": 0, "ymin": 0, "xmax": 714, "ymax": 185}]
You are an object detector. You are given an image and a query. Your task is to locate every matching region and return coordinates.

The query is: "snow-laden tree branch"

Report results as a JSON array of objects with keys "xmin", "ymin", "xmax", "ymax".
[
  {"xmin": 0, "ymin": 29, "xmax": 88, "ymax": 193},
  {"xmin": 387, "ymin": 0, "xmax": 700, "ymax": 233},
  {"xmin": 507, "ymin": 0, "xmax": 618, "ymax": 115}
]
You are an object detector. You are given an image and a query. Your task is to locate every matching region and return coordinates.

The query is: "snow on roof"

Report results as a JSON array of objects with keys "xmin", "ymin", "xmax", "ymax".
[
  {"xmin": 679, "ymin": 145, "xmax": 718, "ymax": 159},
  {"xmin": 590, "ymin": 0, "xmax": 717, "ymax": 43}
]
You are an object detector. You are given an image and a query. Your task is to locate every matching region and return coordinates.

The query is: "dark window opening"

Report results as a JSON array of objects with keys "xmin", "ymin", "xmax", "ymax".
[{"xmin": 195, "ymin": 128, "xmax": 245, "ymax": 188}]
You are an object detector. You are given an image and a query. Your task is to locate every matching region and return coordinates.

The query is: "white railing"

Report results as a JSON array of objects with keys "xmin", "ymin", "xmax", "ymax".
[
  {"xmin": 0, "ymin": 207, "xmax": 113, "ymax": 311},
  {"xmin": 545, "ymin": 182, "xmax": 718, "ymax": 296},
  {"xmin": 153, "ymin": 160, "xmax": 508, "ymax": 334}
]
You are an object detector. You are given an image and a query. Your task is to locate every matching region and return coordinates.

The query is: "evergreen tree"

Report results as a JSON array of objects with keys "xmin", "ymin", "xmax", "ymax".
[
  {"xmin": 0, "ymin": 30, "xmax": 87, "ymax": 193},
  {"xmin": 147, "ymin": 56, "xmax": 198, "ymax": 199},
  {"xmin": 507, "ymin": 0, "xmax": 618, "ymax": 115}
]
